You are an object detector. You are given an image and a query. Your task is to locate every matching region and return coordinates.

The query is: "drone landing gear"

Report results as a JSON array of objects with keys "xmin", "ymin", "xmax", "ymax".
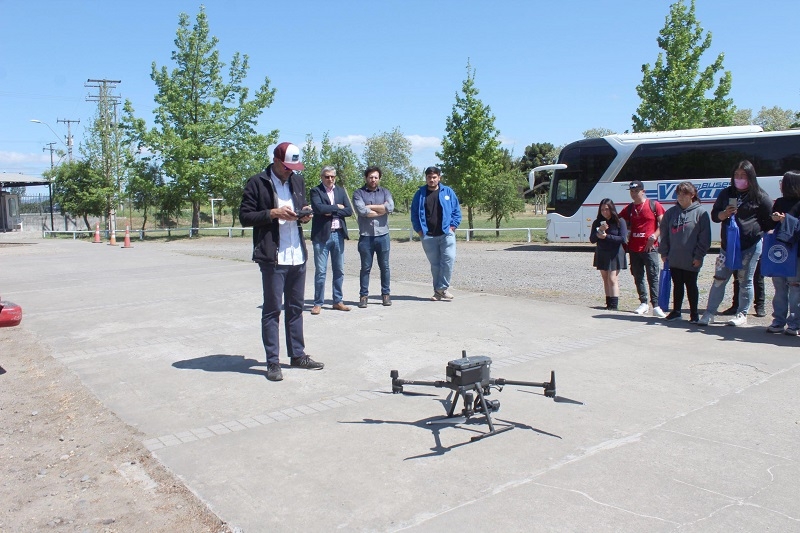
[{"xmin": 434, "ymin": 384, "xmax": 512, "ymax": 441}]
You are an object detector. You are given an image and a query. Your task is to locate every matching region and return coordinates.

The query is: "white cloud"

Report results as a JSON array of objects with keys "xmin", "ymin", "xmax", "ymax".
[
  {"xmin": 0, "ymin": 151, "xmax": 49, "ymax": 165},
  {"xmin": 331, "ymin": 134, "xmax": 368, "ymax": 148},
  {"xmin": 405, "ymin": 135, "xmax": 441, "ymax": 151}
]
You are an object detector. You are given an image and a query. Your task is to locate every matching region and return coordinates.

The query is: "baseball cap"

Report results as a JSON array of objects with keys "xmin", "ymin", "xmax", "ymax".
[
  {"xmin": 627, "ymin": 180, "xmax": 644, "ymax": 190},
  {"xmin": 273, "ymin": 142, "xmax": 305, "ymax": 171}
]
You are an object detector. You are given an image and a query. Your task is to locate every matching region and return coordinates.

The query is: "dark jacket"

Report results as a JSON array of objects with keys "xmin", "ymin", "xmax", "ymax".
[
  {"xmin": 658, "ymin": 201, "xmax": 711, "ymax": 272},
  {"xmin": 589, "ymin": 217, "xmax": 627, "ymax": 249},
  {"xmin": 309, "ymin": 183, "xmax": 353, "ymax": 244},
  {"xmin": 239, "ymin": 164, "xmax": 308, "ymax": 264},
  {"xmin": 710, "ymin": 186, "xmax": 773, "ymax": 251}
]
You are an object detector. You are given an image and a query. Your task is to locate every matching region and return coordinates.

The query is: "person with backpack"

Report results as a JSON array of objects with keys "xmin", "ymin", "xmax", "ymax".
[{"xmin": 619, "ymin": 180, "xmax": 667, "ymax": 318}]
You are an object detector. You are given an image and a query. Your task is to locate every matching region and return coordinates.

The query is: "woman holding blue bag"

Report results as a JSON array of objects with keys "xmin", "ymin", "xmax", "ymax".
[
  {"xmin": 765, "ymin": 171, "xmax": 800, "ymax": 335},
  {"xmin": 659, "ymin": 182, "xmax": 712, "ymax": 323},
  {"xmin": 699, "ymin": 160, "xmax": 773, "ymax": 326}
]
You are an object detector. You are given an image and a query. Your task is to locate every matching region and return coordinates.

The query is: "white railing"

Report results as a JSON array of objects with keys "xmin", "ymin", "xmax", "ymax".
[{"xmin": 42, "ymin": 225, "xmax": 547, "ymax": 242}]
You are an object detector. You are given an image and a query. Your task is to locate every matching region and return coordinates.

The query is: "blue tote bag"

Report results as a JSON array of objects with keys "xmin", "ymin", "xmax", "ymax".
[
  {"xmin": 658, "ymin": 259, "xmax": 671, "ymax": 311},
  {"xmin": 761, "ymin": 231, "xmax": 797, "ymax": 277},
  {"xmin": 725, "ymin": 215, "xmax": 742, "ymax": 270}
]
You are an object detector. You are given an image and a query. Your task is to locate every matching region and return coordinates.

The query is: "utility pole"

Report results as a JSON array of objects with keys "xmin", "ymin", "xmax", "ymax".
[
  {"xmin": 85, "ymin": 78, "xmax": 121, "ymax": 244},
  {"xmin": 56, "ymin": 118, "xmax": 80, "ymax": 162},
  {"xmin": 43, "ymin": 142, "xmax": 57, "ymax": 170}
]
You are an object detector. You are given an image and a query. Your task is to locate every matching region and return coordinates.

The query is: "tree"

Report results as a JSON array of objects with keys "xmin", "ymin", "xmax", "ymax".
[
  {"xmin": 302, "ymin": 133, "xmax": 361, "ymax": 195},
  {"xmin": 582, "ymin": 128, "xmax": 616, "ymax": 139},
  {"xmin": 46, "ymin": 160, "xmax": 108, "ymax": 230},
  {"xmin": 126, "ymin": 160, "xmax": 164, "ymax": 231},
  {"xmin": 632, "ymin": 0, "xmax": 733, "ymax": 132},
  {"xmin": 362, "ymin": 127, "xmax": 420, "ymax": 212},
  {"xmin": 517, "ymin": 142, "xmax": 559, "ymax": 193},
  {"xmin": 754, "ymin": 106, "xmax": 797, "ymax": 131},
  {"xmin": 732, "ymin": 108, "xmax": 752, "ymax": 126},
  {"xmin": 437, "ymin": 62, "xmax": 502, "ymax": 234},
  {"xmin": 480, "ymin": 165, "xmax": 525, "ymax": 237},
  {"xmin": 123, "ymin": 7, "xmax": 277, "ymax": 235}
]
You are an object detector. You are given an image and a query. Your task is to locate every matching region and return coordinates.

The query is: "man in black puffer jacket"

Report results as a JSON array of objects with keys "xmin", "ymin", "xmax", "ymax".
[{"xmin": 239, "ymin": 142, "xmax": 324, "ymax": 381}]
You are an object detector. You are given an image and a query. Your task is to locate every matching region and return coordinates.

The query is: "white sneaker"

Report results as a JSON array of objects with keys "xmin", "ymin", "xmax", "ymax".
[
  {"xmin": 634, "ymin": 303, "xmax": 649, "ymax": 315},
  {"xmin": 652, "ymin": 306, "xmax": 667, "ymax": 318},
  {"xmin": 727, "ymin": 313, "xmax": 747, "ymax": 326},
  {"xmin": 698, "ymin": 313, "xmax": 713, "ymax": 326},
  {"xmin": 439, "ymin": 290, "xmax": 454, "ymax": 300}
]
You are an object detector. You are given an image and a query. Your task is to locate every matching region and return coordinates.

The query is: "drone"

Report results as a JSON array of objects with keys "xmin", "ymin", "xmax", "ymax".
[{"xmin": 390, "ymin": 351, "xmax": 556, "ymax": 441}]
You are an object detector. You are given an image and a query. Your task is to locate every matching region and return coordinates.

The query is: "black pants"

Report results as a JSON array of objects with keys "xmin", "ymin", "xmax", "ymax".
[
  {"xmin": 259, "ymin": 262, "xmax": 307, "ymax": 365},
  {"xmin": 670, "ymin": 268, "xmax": 699, "ymax": 315}
]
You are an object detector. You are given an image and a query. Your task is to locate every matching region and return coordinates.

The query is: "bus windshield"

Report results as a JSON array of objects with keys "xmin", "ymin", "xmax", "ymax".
[{"xmin": 548, "ymin": 138, "xmax": 617, "ymax": 218}]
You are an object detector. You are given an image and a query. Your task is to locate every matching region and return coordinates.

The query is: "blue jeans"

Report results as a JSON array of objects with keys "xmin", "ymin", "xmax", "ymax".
[
  {"xmin": 421, "ymin": 232, "xmax": 456, "ymax": 291},
  {"xmin": 357, "ymin": 234, "xmax": 390, "ymax": 296},
  {"xmin": 705, "ymin": 240, "xmax": 762, "ymax": 315},
  {"xmin": 312, "ymin": 230, "xmax": 345, "ymax": 306},
  {"xmin": 259, "ymin": 263, "xmax": 306, "ymax": 365},
  {"xmin": 629, "ymin": 250, "xmax": 660, "ymax": 305},
  {"xmin": 770, "ymin": 261, "xmax": 800, "ymax": 329}
]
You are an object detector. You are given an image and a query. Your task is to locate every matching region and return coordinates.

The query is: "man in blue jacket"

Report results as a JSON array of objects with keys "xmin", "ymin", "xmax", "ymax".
[
  {"xmin": 411, "ymin": 166, "xmax": 462, "ymax": 300},
  {"xmin": 309, "ymin": 166, "xmax": 353, "ymax": 315},
  {"xmin": 239, "ymin": 142, "xmax": 324, "ymax": 381}
]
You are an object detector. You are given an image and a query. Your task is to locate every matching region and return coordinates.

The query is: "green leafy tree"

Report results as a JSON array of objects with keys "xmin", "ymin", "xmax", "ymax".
[
  {"xmin": 126, "ymin": 160, "xmax": 164, "ymax": 231},
  {"xmin": 46, "ymin": 160, "xmax": 108, "ymax": 230},
  {"xmin": 732, "ymin": 108, "xmax": 753, "ymax": 126},
  {"xmin": 754, "ymin": 106, "xmax": 797, "ymax": 131},
  {"xmin": 302, "ymin": 133, "xmax": 361, "ymax": 196},
  {"xmin": 632, "ymin": 0, "xmax": 733, "ymax": 132},
  {"xmin": 517, "ymin": 142, "xmax": 559, "ymax": 194},
  {"xmin": 582, "ymin": 128, "xmax": 616, "ymax": 139},
  {"xmin": 362, "ymin": 127, "xmax": 420, "ymax": 212},
  {"xmin": 480, "ymin": 167, "xmax": 525, "ymax": 237},
  {"xmin": 123, "ymin": 6, "xmax": 277, "ymax": 235},
  {"xmin": 437, "ymin": 62, "xmax": 502, "ymax": 235}
]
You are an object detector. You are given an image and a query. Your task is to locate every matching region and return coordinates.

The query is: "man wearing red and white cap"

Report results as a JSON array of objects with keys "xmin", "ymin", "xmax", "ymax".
[{"xmin": 239, "ymin": 142, "xmax": 324, "ymax": 381}]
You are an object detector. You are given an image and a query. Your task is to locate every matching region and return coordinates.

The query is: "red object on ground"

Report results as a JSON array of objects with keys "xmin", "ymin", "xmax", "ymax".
[
  {"xmin": 0, "ymin": 300, "xmax": 22, "ymax": 328},
  {"xmin": 93, "ymin": 222, "xmax": 102, "ymax": 243},
  {"xmin": 122, "ymin": 226, "xmax": 133, "ymax": 248}
]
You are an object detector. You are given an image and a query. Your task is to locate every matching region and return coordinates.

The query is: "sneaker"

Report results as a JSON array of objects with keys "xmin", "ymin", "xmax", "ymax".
[
  {"xmin": 652, "ymin": 306, "xmax": 667, "ymax": 318},
  {"xmin": 382, "ymin": 294, "xmax": 392, "ymax": 306},
  {"xmin": 634, "ymin": 302, "xmax": 649, "ymax": 315},
  {"xmin": 266, "ymin": 363, "xmax": 283, "ymax": 381},
  {"xmin": 785, "ymin": 328, "xmax": 799, "ymax": 336},
  {"xmin": 290, "ymin": 356, "xmax": 324, "ymax": 370},
  {"xmin": 430, "ymin": 291, "xmax": 442, "ymax": 301},
  {"xmin": 754, "ymin": 306, "xmax": 767, "ymax": 318},
  {"xmin": 439, "ymin": 290, "xmax": 454, "ymax": 300},
  {"xmin": 726, "ymin": 313, "xmax": 747, "ymax": 326},
  {"xmin": 720, "ymin": 306, "xmax": 738, "ymax": 316},
  {"xmin": 689, "ymin": 314, "xmax": 700, "ymax": 324},
  {"xmin": 698, "ymin": 313, "xmax": 713, "ymax": 326},
  {"xmin": 665, "ymin": 311, "xmax": 682, "ymax": 322},
  {"xmin": 766, "ymin": 324, "xmax": 785, "ymax": 334},
  {"xmin": 358, "ymin": 296, "xmax": 368, "ymax": 308}
]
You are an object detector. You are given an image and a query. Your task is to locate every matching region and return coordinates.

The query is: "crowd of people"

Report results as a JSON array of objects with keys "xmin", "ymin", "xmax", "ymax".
[
  {"xmin": 238, "ymin": 142, "xmax": 461, "ymax": 381},
  {"xmin": 591, "ymin": 160, "xmax": 800, "ymax": 335}
]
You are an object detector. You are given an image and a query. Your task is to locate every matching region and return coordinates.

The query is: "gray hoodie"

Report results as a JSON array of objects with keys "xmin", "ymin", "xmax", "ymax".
[{"xmin": 658, "ymin": 201, "xmax": 711, "ymax": 272}]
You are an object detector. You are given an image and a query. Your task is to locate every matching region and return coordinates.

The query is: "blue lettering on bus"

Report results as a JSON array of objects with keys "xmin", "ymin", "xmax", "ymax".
[{"xmin": 655, "ymin": 181, "xmax": 728, "ymax": 202}]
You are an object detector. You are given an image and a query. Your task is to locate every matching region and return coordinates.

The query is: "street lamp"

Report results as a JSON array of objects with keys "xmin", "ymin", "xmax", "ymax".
[{"xmin": 30, "ymin": 119, "xmax": 71, "ymax": 162}]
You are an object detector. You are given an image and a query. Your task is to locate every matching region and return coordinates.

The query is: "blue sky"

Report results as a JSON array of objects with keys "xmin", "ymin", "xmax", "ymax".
[{"xmin": 1, "ymin": 0, "xmax": 799, "ymax": 179}]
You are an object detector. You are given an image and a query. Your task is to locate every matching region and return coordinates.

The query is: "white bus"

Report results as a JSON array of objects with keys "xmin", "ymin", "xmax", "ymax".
[{"xmin": 531, "ymin": 126, "xmax": 800, "ymax": 243}]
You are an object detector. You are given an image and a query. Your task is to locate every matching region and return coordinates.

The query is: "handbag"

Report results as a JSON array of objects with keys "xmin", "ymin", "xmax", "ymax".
[
  {"xmin": 724, "ymin": 215, "xmax": 742, "ymax": 270},
  {"xmin": 658, "ymin": 259, "xmax": 671, "ymax": 311},
  {"xmin": 761, "ymin": 231, "xmax": 798, "ymax": 277}
]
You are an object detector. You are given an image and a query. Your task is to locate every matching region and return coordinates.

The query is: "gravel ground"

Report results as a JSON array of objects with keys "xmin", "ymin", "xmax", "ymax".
[{"xmin": 160, "ymin": 235, "xmax": 773, "ymax": 326}]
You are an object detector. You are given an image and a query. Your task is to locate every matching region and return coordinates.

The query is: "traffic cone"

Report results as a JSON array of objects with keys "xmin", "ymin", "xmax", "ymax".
[
  {"xmin": 121, "ymin": 226, "xmax": 133, "ymax": 249},
  {"xmin": 108, "ymin": 224, "xmax": 117, "ymax": 246},
  {"xmin": 93, "ymin": 223, "xmax": 102, "ymax": 243}
]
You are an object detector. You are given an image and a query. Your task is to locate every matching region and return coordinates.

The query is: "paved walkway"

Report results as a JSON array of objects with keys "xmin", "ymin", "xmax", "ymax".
[{"xmin": 2, "ymin": 236, "xmax": 799, "ymax": 532}]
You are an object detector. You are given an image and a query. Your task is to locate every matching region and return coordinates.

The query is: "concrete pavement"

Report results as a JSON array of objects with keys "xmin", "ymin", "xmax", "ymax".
[{"xmin": 1, "ymin": 235, "xmax": 799, "ymax": 532}]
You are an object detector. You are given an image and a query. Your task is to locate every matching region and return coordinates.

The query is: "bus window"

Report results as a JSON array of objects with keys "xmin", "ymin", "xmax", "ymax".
[{"xmin": 556, "ymin": 178, "xmax": 577, "ymax": 201}]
